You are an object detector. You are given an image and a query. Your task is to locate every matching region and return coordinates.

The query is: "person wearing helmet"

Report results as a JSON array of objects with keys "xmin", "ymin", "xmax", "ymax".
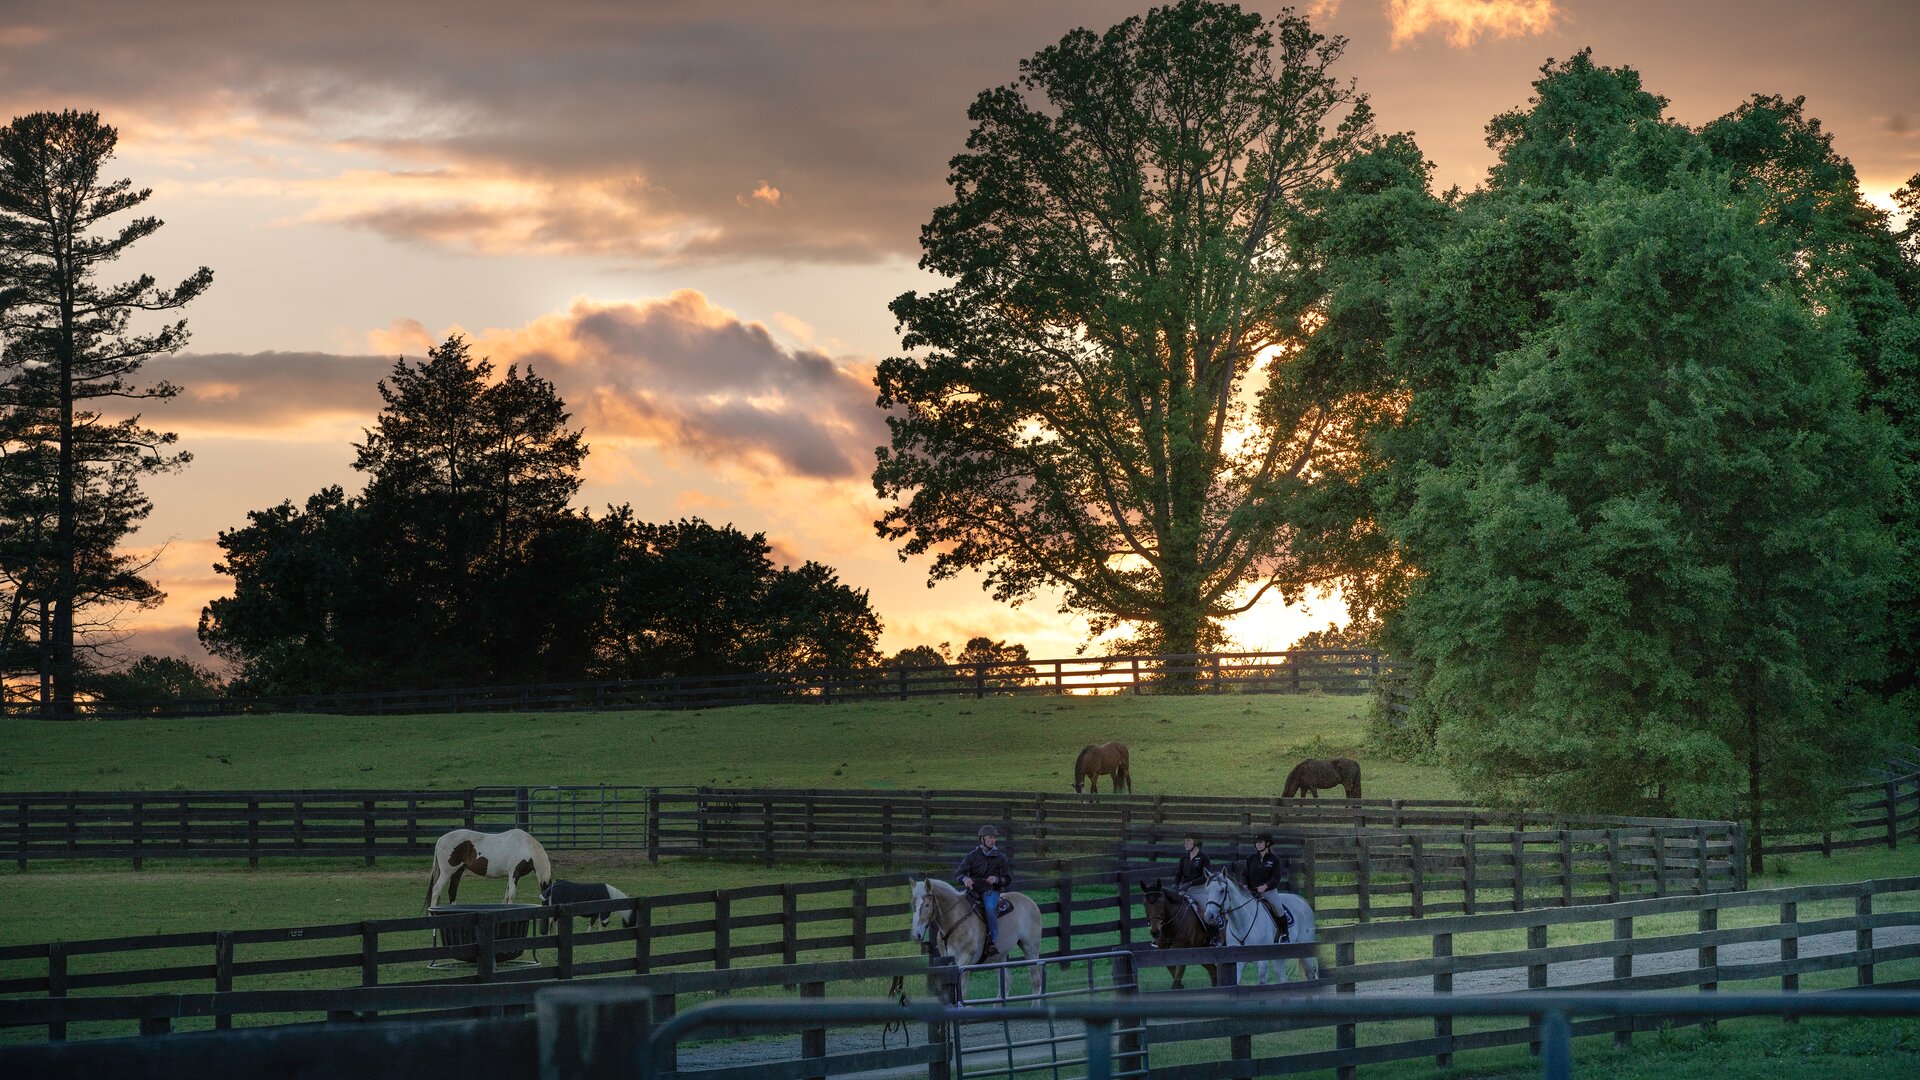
[{"xmin": 955, "ymin": 824, "xmax": 1012, "ymax": 958}]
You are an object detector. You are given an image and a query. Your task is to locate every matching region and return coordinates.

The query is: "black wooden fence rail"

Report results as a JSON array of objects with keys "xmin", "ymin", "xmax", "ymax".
[
  {"xmin": 6, "ymin": 876, "xmax": 1920, "ymax": 1080},
  {"xmin": 0, "ymin": 824, "xmax": 1743, "ymax": 1037},
  {"xmin": 1771, "ymin": 750, "xmax": 1920, "ymax": 858},
  {"xmin": 3, "ymin": 648, "xmax": 1403, "ymax": 719}
]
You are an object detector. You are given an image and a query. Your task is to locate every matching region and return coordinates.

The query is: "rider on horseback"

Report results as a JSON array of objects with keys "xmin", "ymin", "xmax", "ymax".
[
  {"xmin": 955, "ymin": 824, "xmax": 1012, "ymax": 959},
  {"xmin": 1244, "ymin": 833, "xmax": 1293, "ymax": 940},
  {"xmin": 1174, "ymin": 832, "xmax": 1218, "ymax": 945}
]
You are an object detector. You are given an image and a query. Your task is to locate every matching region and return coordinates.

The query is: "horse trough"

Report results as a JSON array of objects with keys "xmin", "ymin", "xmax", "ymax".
[{"xmin": 427, "ymin": 903, "xmax": 543, "ymax": 969}]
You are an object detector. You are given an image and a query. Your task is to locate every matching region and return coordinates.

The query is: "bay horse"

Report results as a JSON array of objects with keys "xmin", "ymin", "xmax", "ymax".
[
  {"xmin": 425, "ymin": 828, "xmax": 553, "ymax": 911},
  {"xmin": 1197, "ymin": 869, "xmax": 1321, "ymax": 985},
  {"xmin": 1073, "ymin": 740, "xmax": 1132, "ymax": 794},
  {"xmin": 1138, "ymin": 879, "xmax": 1217, "ymax": 989},
  {"xmin": 1282, "ymin": 757, "xmax": 1361, "ymax": 799}
]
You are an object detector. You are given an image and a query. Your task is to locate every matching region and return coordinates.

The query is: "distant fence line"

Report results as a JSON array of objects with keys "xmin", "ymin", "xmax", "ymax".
[
  {"xmin": 1, "ymin": 648, "xmax": 1404, "ymax": 719},
  {"xmin": 5, "ymin": 874, "xmax": 1918, "ymax": 1077}
]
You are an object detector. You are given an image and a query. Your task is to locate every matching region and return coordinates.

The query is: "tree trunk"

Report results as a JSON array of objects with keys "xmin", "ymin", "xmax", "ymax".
[{"xmin": 1747, "ymin": 696, "xmax": 1764, "ymax": 877}]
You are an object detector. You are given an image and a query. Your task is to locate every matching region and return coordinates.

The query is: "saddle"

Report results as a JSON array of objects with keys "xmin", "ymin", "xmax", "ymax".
[
  {"xmin": 1259, "ymin": 893, "xmax": 1294, "ymax": 943},
  {"xmin": 968, "ymin": 893, "xmax": 1014, "ymax": 918}
]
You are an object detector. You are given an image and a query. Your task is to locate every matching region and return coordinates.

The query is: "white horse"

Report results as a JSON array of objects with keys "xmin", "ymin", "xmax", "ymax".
[
  {"xmin": 1197, "ymin": 869, "xmax": 1320, "ymax": 985},
  {"xmin": 425, "ymin": 828, "xmax": 553, "ymax": 911},
  {"xmin": 910, "ymin": 876, "xmax": 1046, "ymax": 993}
]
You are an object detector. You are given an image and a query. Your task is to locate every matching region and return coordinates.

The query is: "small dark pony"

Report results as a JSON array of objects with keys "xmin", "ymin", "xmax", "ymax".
[
  {"xmin": 1138, "ymin": 879, "xmax": 1217, "ymax": 989},
  {"xmin": 1282, "ymin": 757, "xmax": 1361, "ymax": 799},
  {"xmin": 1073, "ymin": 740, "xmax": 1132, "ymax": 794}
]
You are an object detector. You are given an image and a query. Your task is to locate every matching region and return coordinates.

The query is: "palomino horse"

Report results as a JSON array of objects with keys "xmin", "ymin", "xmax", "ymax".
[
  {"xmin": 1282, "ymin": 757, "xmax": 1361, "ymax": 799},
  {"xmin": 1197, "ymin": 869, "xmax": 1320, "ymax": 985},
  {"xmin": 911, "ymin": 877, "xmax": 1045, "ymax": 993},
  {"xmin": 425, "ymin": 828, "xmax": 553, "ymax": 911},
  {"xmin": 1138, "ymin": 879, "xmax": 1218, "ymax": 989},
  {"xmin": 1073, "ymin": 740, "xmax": 1132, "ymax": 794}
]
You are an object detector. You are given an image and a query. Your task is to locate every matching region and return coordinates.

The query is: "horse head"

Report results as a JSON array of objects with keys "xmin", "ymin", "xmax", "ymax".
[
  {"xmin": 1197, "ymin": 870, "xmax": 1230, "ymax": 931},
  {"xmin": 908, "ymin": 877, "xmax": 932, "ymax": 943}
]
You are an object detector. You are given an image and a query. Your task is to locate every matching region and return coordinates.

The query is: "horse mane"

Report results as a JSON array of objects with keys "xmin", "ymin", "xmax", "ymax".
[
  {"xmin": 527, "ymin": 833, "xmax": 553, "ymax": 885},
  {"xmin": 1076, "ymin": 744, "xmax": 1097, "ymax": 769}
]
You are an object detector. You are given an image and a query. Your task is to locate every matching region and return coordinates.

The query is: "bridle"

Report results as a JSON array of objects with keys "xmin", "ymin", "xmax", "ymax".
[
  {"xmin": 915, "ymin": 884, "xmax": 969, "ymax": 952},
  {"xmin": 1201, "ymin": 876, "xmax": 1263, "ymax": 945}
]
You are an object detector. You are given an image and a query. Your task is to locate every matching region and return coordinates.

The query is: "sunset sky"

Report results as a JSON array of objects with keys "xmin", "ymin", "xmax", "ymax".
[{"xmin": 2, "ymin": 0, "xmax": 1914, "ymax": 670}]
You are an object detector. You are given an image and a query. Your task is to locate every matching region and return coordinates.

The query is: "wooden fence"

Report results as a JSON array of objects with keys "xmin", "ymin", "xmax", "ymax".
[
  {"xmin": 646, "ymin": 786, "xmax": 1746, "ymax": 885},
  {"xmin": 0, "ymin": 822, "xmax": 1743, "ymax": 1042},
  {"xmin": 3, "ymin": 648, "xmax": 1402, "ymax": 719},
  {"xmin": 6, "ymin": 876, "xmax": 1919, "ymax": 1080},
  {"xmin": 1771, "ymin": 749, "xmax": 1920, "ymax": 858}
]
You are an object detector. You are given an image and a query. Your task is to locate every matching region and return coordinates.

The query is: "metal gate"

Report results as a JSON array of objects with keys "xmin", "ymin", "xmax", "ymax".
[
  {"xmin": 944, "ymin": 951, "xmax": 1149, "ymax": 1080},
  {"xmin": 471, "ymin": 785, "xmax": 654, "ymax": 849}
]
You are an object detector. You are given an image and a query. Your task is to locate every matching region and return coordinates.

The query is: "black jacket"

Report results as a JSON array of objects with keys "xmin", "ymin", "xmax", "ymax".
[
  {"xmin": 1174, "ymin": 848, "xmax": 1210, "ymax": 889},
  {"xmin": 1244, "ymin": 850, "xmax": 1281, "ymax": 892},
  {"xmin": 955, "ymin": 844, "xmax": 1012, "ymax": 892}
]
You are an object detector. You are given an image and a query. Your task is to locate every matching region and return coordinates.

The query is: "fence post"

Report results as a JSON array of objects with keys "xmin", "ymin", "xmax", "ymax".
[
  {"xmin": 131, "ymin": 799, "xmax": 144, "ymax": 871},
  {"xmin": 246, "ymin": 798, "xmax": 261, "ymax": 869},
  {"xmin": 557, "ymin": 911, "xmax": 575, "ymax": 980},
  {"xmin": 212, "ymin": 931, "xmax": 234, "ymax": 1031},
  {"xmin": 782, "ymin": 883, "xmax": 799, "ymax": 964},
  {"xmin": 1335, "ymin": 941, "xmax": 1357, "ymax": 1080},
  {"xmin": 1693, "ymin": 825, "xmax": 1709, "ymax": 894},
  {"xmin": 1057, "ymin": 877, "xmax": 1074, "ymax": 956},
  {"xmin": 1116, "ymin": 870, "xmax": 1134, "ymax": 946},
  {"xmin": 363, "ymin": 799, "xmax": 377, "ymax": 867},
  {"xmin": 1781, "ymin": 900, "xmax": 1799, "ymax": 1000},
  {"xmin": 1607, "ymin": 831, "xmax": 1621, "ymax": 903},
  {"xmin": 1432, "ymin": 932, "xmax": 1452, "ymax": 1069},
  {"xmin": 852, "ymin": 880, "xmax": 870, "ymax": 958},
  {"xmin": 881, "ymin": 803, "xmax": 895, "ymax": 872},
  {"xmin": 1559, "ymin": 833, "xmax": 1574, "ymax": 906},
  {"xmin": 1410, "ymin": 834, "xmax": 1426, "ymax": 919},
  {"xmin": 1857, "ymin": 892, "xmax": 1875, "ymax": 987},
  {"xmin": 1654, "ymin": 831, "xmax": 1669, "ymax": 896},
  {"xmin": 1613, "ymin": 915, "xmax": 1634, "ymax": 1046},
  {"xmin": 926, "ymin": 961, "xmax": 956, "ymax": 1080},
  {"xmin": 634, "ymin": 898, "xmax": 652, "ymax": 973},
  {"xmin": 714, "ymin": 892, "xmax": 732, "ymax": 969},
  {"xmin": 801, "ymin": 980, "xmax": 828, "ymax": 1080},
  {"xmin": 1699, "ymin": 906, "xmax": 1717, "ymax": 995},
  {"xmin": 536, "ymin": 985, "xmax": 653, "ymax": 1080},
  {"xmin": 1355, "ymin": 837, "xmax": 1371, "ymax": 923},
  {"xmin": 1732, "ymin": 824, "xmax": 1749, "ymax": 891},
  {"xmin": 1510, "ymin": 832, "xmax": 1526, "ymax": 911},
  {"xmin": 1114, "ymin": 951, "xmax": 1145, "ymax": 1077},
  {"xmin": 361, "ymin": 921, "xmax": 380, "ymax": 989},
  {"xmin": 1461, "ymin": 831, "xmax": 1476, "ymax": 916},
  {"xmin": 1527, "ymin": 923, "xmax": 1547, "ymax": 1056},
  {"xmin": 646, "ymin": 789, "xmax": 661, "ymax": 864},
  {"xmin": 1301, "ymin": 838, "xmax": 1317, "ymax": 903},
  {"xmin": 1887, "ymin": 782, "xmax": 1900, "ymax": 850},
  {"xmin": 48, "ymin": 941, "xmax": 67, "ymax": 1041}
]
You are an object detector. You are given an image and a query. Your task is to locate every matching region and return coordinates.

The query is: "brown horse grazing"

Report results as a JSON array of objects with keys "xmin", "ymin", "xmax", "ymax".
[
  {"xmin": 1073, "ymin": 741, "xmax": 1132, "ymax": 794},
  {"xmin": 1139, "ymin": 879, "xmax": 1217, "ymax": 989},
  {"xmin": 1282, "ymin": 757, "xmax": 1362, "ymax": 799}
]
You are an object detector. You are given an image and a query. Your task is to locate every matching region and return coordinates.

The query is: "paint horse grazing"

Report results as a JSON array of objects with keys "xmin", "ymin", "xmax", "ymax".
[
  {"xmin": 425, "ymin": 828, "xmax": 553, "ymax": 911},
  {"xmin": 1073, "ymin": 740, "xmax": 1132, "ymax": 794},
  {"xmin": 1138, "ymin": 879, "xmax": 1218, "ymax": 989},
  {"xmin": 1197, "ymin": 869, "xmax": 1320, "ymax": 986},
  {"xmin": 1282, "ymin": 757, "xmax": 1362, "ymax": 799},
  {"xmin": 539, "ymin": 879, "xmax": 633, "ymax": 928}
]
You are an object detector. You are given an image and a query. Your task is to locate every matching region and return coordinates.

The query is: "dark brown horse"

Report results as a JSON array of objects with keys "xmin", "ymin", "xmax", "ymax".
[
  {"xmin": 1073, "ymin": 740, "xmax": 1132, "ymax": 794},
  {"xmin": 1139, "ymin": 879, "xmax": 1217, "ymax": 989},
  {"xmin": 1282, "ymin": 757, "xmax": 1362, "ymax": 799}
]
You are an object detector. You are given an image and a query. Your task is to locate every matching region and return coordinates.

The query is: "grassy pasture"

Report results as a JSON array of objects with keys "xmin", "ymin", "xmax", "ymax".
[
  {"xmin": 0, "ymin": 692, "xmax": 1448, "ymax": 796},
  {"xmin": 5, "ymin": 692, "xmax": 1918, "ymax": 1073}
]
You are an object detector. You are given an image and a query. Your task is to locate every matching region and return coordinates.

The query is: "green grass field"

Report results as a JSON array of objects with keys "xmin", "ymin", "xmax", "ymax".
[
  {"xmin": 5, "ymin": 691, "xmax": 1918, "ymax": 1075},
  {"xmin": 0, "ymin": 692, "xmax": 1450, "ymax": 795}
]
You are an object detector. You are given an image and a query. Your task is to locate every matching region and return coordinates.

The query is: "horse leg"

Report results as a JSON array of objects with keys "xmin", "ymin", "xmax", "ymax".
[
  {"xmin": 1170, "ymin": 965, "xmax": 1185, "ymax": 990},
  {"xmin": 1204, "ymin": 963, "xmax": 1218, "ymax": 988},
  {"xmin": 447, "ymin": 865, "xmax": 466, "ymax": 904}
]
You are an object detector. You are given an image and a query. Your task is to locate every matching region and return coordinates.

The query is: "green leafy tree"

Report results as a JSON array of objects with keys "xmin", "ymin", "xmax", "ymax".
[
  {"xmin": 1361, "ymin": 55, "xmax": 1901, "ymax": 871},
  {"xmin": 875, "ymin": 0, "xmax": 1374, "ymax": 658},
  {"xmin": 84, "ymin": 653, "xmax": 223, "ymax": 706},
  {"xmin": 0, "ymin": 110, "xmax": 208, "ymax": 716}
]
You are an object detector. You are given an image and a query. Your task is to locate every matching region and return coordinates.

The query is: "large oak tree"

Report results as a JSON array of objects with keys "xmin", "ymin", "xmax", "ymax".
[{"xmin": 874, "ymin": 1, "xmax": 1373, "ymax": 656}]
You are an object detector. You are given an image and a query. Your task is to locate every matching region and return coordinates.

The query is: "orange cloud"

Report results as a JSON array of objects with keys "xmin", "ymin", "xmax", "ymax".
[
  {"xmin": 738, "ymin": 180, "xmax": 782, "ymax": 208},
  {"xmin": 366, "ymin": 317, "xmax": 436, "ymax": 355},
  {"xmin": 1387, "ymin": 0, "xmax": 1558, "ymax": 47}
]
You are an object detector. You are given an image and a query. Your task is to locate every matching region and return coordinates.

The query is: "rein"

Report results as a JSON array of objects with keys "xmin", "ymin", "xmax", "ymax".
[{"xmin": 920, "ymin": 886, "xmax": 971, "ymax": 953}]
